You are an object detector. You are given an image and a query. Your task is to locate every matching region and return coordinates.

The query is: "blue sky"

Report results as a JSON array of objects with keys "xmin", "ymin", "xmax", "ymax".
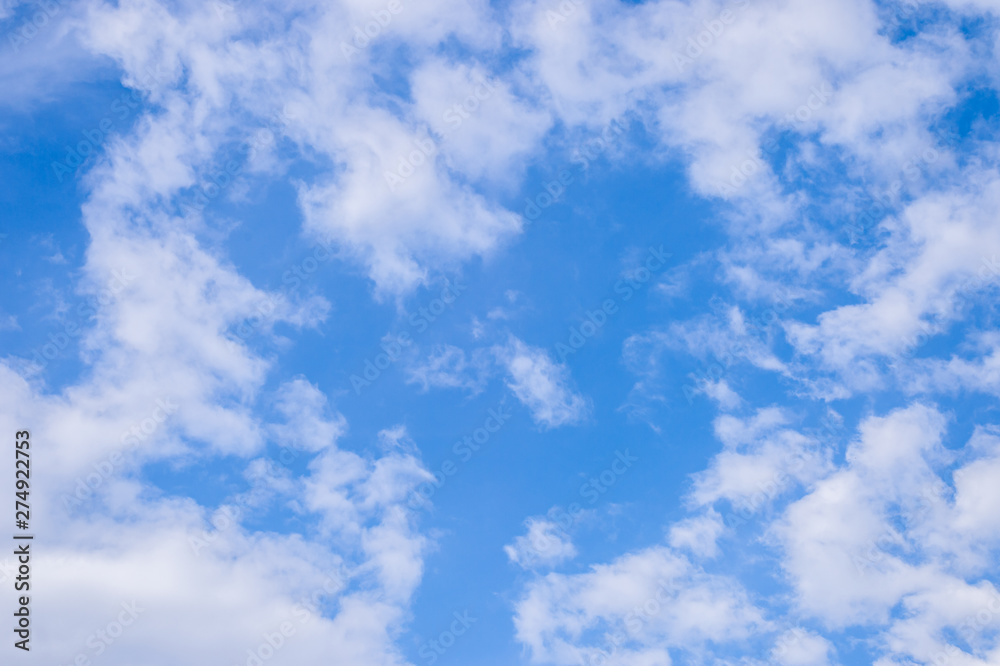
[{"xmin": 2, "ymin": 0, "xmax": 1000, "ymax": 665}]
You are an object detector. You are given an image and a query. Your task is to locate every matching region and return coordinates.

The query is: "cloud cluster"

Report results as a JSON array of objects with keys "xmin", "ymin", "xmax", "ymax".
[{"xmin": 2, "ymin": 0, "xmax": 1000, "ymax": 663}]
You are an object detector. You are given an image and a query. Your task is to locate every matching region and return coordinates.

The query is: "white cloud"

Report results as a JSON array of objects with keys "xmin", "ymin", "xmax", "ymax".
[
  {"xmin": 405, "ymin": 344, "xmax": 491, "ymax": 394},
  {"xmin": 496, "ymin": 336, "xmax": 589, "ymax": 428},
  {"xmin": 505, "ymin": 517, "xmax": 578, "ymax": 569},
  {"xmin": 512, "ymin": 546, "xmax": 766, "ymax": 665},
  {"xmin": 667, "ymin": 510, "xmax": 724, "ymax": 559},
  {"xmin": 269, "ymin": 378, "xmax": 347, "ymax": 452},
  {"xmin": 0, "ymin": 4, "xmax": 456, "ymax": 656},
  {"xmin": 73, "ymin": 0, "xmax": 525, "ymax": 297},
  {"xmin": 771, "ymin": 629, "xmax": 835, "ymax": 666},
  {"xmin": 502, "ymin": 0, "xmax": 999, "ymax": 405},
  {"xmin": 688, "ymin": 408, "xmax": 830, "ymax": 510},
  {"xmin": 6, "ymin": 1, "xmax": 1000, "ymax": 664},
  {"xmin": 769, "ymin": 404, "xmax": 1000, "ymax": 663},
  {"xmin": 410, "ymin": 59, "xmax": 552, "ymax": 184},
  {"xmin": 510, "ymin": 402, "xmax": 1000, "ymax": 664},
  {"xmin": 700, "ymin": 378, "xmax": 742, "ymax": 410},
  {"xmin": 786, "ymin": 178, "xmax": 1000, "ymax": 377}
]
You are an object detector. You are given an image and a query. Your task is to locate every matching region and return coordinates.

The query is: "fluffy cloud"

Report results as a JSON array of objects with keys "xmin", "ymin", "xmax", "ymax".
[
  {"xmin": 767, "ymin": 404, "xmax": 1000, "ymax": 663},
  {"xmin": 505, "ymin": 517, "xmax": 578, "ymax": 570},
  {"xmin": 510, "ymin": 403, "xmax": 1000, "ymax": 664},
  {"xmin": 496, "ymin": 336, "xmax": 589, "ymax": 429},
  {"xmin": 787, "ymin": 179, "xmax": 1000, "ymax": 382},
  {"xmin": 687, "ymin": 408, "xmax": 830, "ymax": 509},
  {"xmin": 512, "ymin": 546, "xmax": 766, "ymax": 665},
  {"xmin": 667, "ymin": 510, "xmax": 725, "ymax": 559}
]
